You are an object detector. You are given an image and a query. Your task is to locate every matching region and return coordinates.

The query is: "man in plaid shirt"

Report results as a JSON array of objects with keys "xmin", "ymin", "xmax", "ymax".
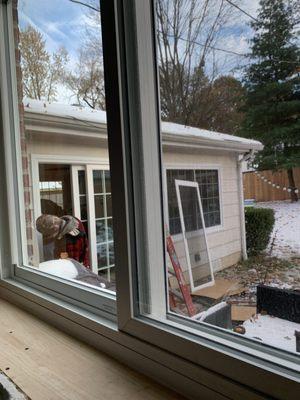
[{"xmin": 36, "ymin": 215, "xmax": 90, "ymax": 269}]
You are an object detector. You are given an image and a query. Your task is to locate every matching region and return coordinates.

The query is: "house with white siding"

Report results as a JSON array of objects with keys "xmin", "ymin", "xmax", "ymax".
[{"xmin": 24, "ymin": 99, "xmax": 263, "ymax": 284}]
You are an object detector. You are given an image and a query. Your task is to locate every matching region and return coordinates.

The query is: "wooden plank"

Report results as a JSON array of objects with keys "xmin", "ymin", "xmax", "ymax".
[
  {"xmin": 192, "ymin": 279, "xmax": 245, "ymax": 300},
  {"xmin": 231, "ymin": 306, "xmax": 257, "ymax": 322},
  {"xmin": 0, "ymin": 300, "xmax": 182, "ymax": 400}
]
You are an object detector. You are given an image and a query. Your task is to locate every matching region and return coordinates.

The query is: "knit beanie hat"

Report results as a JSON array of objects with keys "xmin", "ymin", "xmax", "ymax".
[
  {"xmin": 36, "ymin": 215, "xmax": 62, "ymax": 239},
  {"xmin": 36, "ymin": 215, "xmax": 80, "ymax": 239}
]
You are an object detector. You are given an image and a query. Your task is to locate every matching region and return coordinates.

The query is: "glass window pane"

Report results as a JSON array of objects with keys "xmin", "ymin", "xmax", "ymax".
[
  {"xmin": 95, "ymin": 195, "xmax": 105, "ymax": 219},
  {"xmin": 93, "ymin": 170, "xmax": 104, "ymax": 194},
  {"xmin": 82, "ymin": 221, "xmax": 89, "ymax": 238},
  {"xmin": 39, "ymin": 164, "xmax": 71, "ymax": 216},
  {"xmin": 106, "ymin": 195, "xmax": 112, "ymax": 217},
  {"xmin": 108, "ymin": 242, "xmax": 115, "ymax": 265},
  {"xmin": 11, "ymin": 0, "xmax": 116, "ymax": 292},
  {"xmin": 107, "ymin": 218, "xmax": 113, "ymax": 241},
  {"xmin": 78, "ymin": 170, "xmax": 86, "ymax": 194},
  {"xmin": 80, "ymin": 196, "xmax": 87, "ymax": 220},
  {"xmin": 97, "ymin": 244, "xmax": 108, "ymax": 268},
  {"xmin": 167, "ymin": 169, "xmax": 221, "ymax": 233},
  {"xmin": 104, "ymin": 170, "xmax": 111, "ymax": 193},
  {"xmin": 132, "ymin": 0, "xmax": 300, "ymax": 358},
  {"xmin": 96, "ymin": 220, "xmax": 106, "ymax": 243}
]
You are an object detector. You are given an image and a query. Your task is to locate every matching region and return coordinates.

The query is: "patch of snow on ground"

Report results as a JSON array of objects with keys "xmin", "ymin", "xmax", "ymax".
[
  {"xmin": 255, "ymin": 201, "xmax": 300, "ymax": 259},
  {"xmin": 243, "ymin": 314, "xmax": 299, "ymax": 353}
]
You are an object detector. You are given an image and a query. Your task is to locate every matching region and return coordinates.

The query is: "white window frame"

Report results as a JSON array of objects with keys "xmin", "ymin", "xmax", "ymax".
[
  {"xmin": 108, "ymin": 0, "xmax": 300, "ymax": 392},
  {"xmin": 175, "ymin": 179, "xmax": 214, "ymax": 292},
  {"xmin": 0, "ymin": 1, "xmax": 299, "ymax": 398},
  {"xmin": 163, "ymin": 164, "xmax": 224, "ymax": 243},
  {"xmin": 17, "ymin": 149, "xmax": 116, "ymax": 318}
]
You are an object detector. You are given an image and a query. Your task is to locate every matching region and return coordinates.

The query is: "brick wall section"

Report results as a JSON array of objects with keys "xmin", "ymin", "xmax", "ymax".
[{"xmin": 12, "ymin": 0, "xmax": 34, "ymax": 263}]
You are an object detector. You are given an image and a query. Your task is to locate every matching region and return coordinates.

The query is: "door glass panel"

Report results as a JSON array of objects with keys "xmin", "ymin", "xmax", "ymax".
[
  {"xmin": 104, "ymin": 170, "xmax": 111, "ymax": 193},
  {"xmin": 106, "ymin": 195, "xmax": 112, "ymax": 217},
  {"xmin": 78, "ymin": 170, "xmax": 86, "ymax": 195},
  {"xmin": 79, "ymin": 196, "xmax": 87, "ymax": 220},
  {"xmin": 107, "ymin": 218, "xmax": 113, "ymax": 241},
  {"xmin": 94, "ymin": 195, "xmax": 105, "ymax": 218},
  {"xmin": 97, "ymin": 244, "xmax": 108, "ymax": 267},
  {"xmin": 39, "ymin": 164, "xmax": 72, "ymax": 216},
  {"xmin": 96, "ymin": 220, "xmax": 106, "ymax": 243},
  {"xmin": 93, "ymin": 170, "xmax": 104, "ymax": 194},
  {"xmin": 92, "ymin": 168, "xmax": 115, "ymax": 281},
  {"xmin": 108, "ymin": 242, "xmax": 115, "ymax": 265}
]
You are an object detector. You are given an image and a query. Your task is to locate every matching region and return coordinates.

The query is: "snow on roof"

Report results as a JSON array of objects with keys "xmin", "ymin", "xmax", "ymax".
[
  {"xmin": 162, "ymin": 121, "xmax": 262, "ymax": 149},
  {"xmin": 24, "ymin": 98, "xmax": 263, "ymax": 150},
  {"xmin": 24, "ymin": 98, "xmax": 107, "ymax": 124}
]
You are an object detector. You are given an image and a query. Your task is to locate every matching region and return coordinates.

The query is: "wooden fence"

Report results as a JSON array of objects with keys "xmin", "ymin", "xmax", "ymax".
[{"xmin": 243, "ymin": 167, "xmax": 300, "ymax": 202}]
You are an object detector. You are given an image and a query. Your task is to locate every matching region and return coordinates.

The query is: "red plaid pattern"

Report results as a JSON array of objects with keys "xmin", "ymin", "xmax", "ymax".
[
  {"xmin": 65, "ymin": 219, "xmax": 90, "ymax": 268},
  {"xmin": 54, "ymin": 218, "xmax": 91, "ymax": 269}
]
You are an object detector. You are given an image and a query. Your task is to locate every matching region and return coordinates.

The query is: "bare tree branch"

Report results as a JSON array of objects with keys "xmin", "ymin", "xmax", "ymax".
[{"xmin": 69, "ymin": 0, "xmax": 100, "ymax": 13}]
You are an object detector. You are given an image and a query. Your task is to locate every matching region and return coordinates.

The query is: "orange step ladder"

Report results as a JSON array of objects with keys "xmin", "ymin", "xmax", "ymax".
[{"xmin": 166, "ymin": 234, "xmax": 196, "ymax": 317}]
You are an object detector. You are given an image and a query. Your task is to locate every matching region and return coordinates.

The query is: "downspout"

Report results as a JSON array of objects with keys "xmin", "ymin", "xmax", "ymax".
[{"xmin": 237, "ymin": 150, "xmax": 254, "ymax": 261}]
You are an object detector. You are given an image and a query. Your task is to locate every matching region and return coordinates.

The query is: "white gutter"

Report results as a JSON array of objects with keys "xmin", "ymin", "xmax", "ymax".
[
  {"xmin": 24, "ymin": 109, "xmax": 264, "ymax": 153},
  {"xmin": 237, "ymin": 150, "xmax": 255, "ymax": 260}
]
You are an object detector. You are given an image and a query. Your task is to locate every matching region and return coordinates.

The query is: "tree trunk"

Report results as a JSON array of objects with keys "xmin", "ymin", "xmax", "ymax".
[{"xmin": 287, "ymin": 168, "xmax": 298, "ymax": 202}]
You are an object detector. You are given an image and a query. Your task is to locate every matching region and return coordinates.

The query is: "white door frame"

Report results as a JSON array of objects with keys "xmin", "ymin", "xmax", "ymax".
[
  {"xmin": 71, "ymin": 165, "xmax": 85, "ymax": 220},
  {"xmin": 175, "ymin": 179, "xmax": 214, "ymax": 292},
  {"xmin": 86, "ymin": 165, "xmax": 111, "ymax": 275},
  {"xmin": 31, "ymin": 155, "xmax": 109, "ymax": 272}
]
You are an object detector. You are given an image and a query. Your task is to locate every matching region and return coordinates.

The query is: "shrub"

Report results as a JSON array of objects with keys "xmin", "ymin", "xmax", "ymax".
[{"xmin": 245, "ymin": 207, "xmax": 275, "ymax": 256}]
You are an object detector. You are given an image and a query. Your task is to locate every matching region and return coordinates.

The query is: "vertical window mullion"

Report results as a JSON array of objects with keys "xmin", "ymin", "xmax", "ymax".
[
  {"xmin": 0, "ymin": 1, "xmax": 27, "ymax": 268},
  {"xmin": 100, "ymin": 0, "xmax": 166, "ymax": 325},
  {"xmin": 71, "ymin": 166, "xmax": 81, "ymax": 220},
  {"xmin": 125, "ymin": 0, "xmax": 166, "ymax": 319},
  {"xmin": 102, "ymin": 170, "xmax": 110, "ymax": 280},
  {"xmin": 86, "ymin": 165, "xmax": 98, "ymax": 274}
]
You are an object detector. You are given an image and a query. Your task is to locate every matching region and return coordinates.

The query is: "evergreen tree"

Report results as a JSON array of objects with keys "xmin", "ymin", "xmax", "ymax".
[{"xmin": 241, "ymin": 0, "xmax": 300, "ymax": 201}]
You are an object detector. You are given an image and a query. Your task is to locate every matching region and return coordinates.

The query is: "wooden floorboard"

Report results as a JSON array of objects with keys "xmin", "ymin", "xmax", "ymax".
[{"xmin": 0, "ymin": 299, "xmax": 183, "ymax": 400}]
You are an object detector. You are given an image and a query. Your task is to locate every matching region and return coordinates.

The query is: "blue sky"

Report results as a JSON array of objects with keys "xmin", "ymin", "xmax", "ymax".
[
  {"xmin": 19, "ymin": 0, "xmax": 99, "ymax": 59},
  {"xmin": 20, "ymin": 0, "xmax": 298, "ymax": 103},
  {"xmin": 19, "ymin": 0, "xmax": 101, "ymax": 102},
  {"xmin": 18, "ymin": 0, "xmax": 258, "ymax": 68}
]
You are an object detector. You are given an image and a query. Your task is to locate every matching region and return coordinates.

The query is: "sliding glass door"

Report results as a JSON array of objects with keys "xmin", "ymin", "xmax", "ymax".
[{"xmin": 37, "ymin": 163, "xmax": 115, "ymax": 282}]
